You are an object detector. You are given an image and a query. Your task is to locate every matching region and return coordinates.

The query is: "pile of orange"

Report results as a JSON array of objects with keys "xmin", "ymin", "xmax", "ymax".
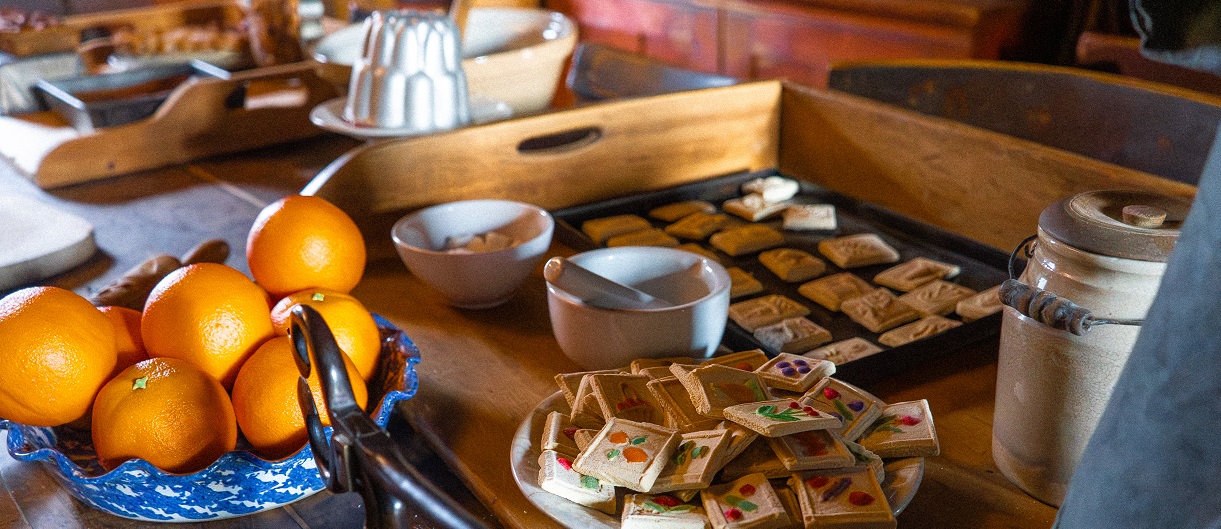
[{"xmin": 0, "ymin": 194, "xmax": 377, "ymax": 472}]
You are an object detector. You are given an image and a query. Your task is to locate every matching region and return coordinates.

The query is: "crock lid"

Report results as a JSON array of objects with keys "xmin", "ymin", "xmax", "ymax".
[{"xmin": 1039, "ymin": 189, "xmax": 1191, "ymax": 262}]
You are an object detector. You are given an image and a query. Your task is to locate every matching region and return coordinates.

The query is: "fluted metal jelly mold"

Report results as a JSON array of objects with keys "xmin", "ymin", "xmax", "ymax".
[{"xmin": 344, "ymin": 10, "xmax": 472, "ymax": 132}]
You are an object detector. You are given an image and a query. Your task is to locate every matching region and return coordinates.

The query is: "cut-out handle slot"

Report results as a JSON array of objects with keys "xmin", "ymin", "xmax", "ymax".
[
  {"xmin": 516, "ymin": 126, "xmax": 603, "ymax": 155},
  {"xmin": 226, "ymin": 77, "xmax": 311, "ymax": 110}
]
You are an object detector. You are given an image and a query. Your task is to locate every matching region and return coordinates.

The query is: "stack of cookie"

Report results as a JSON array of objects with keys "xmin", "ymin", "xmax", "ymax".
[{"xmin": 537, "ymin": 350, "xmax": 939, "ymax": 528}]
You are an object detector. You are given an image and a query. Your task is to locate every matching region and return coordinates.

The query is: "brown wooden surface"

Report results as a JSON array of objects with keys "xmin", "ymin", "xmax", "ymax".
[{"xmin": 3, "ymin": 78, "xmax": 1188, "ymax": 528}]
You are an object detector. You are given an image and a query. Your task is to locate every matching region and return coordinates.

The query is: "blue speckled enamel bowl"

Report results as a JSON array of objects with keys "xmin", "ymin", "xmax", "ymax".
[{"xmin": 1, "ymin": 314, "xmax": 419, "ymax": 522}]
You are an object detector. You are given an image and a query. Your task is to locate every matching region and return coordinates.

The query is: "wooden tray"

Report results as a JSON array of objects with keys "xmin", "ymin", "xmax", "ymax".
[{"xmin": 0, "ymin": 61, "xmax": 339, "ymax": 188}]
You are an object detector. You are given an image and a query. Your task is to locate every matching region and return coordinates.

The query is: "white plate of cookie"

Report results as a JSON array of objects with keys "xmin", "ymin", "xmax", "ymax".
[{"xmin": 509, "ymin": 353, "xmax": 931, "ymax": 528}]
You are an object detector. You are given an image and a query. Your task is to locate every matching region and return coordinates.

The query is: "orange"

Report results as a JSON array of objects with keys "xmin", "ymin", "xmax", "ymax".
[
  {"xmin": 231, "ymin": 336, "xmax": 368, "ymax": 460},
  {"xmin": 99, "ymin": 306, "xmax": 148, "ymax": 377},
  {"xmin": 269, "ymin": 288, "xmax": 381, "ymax": 380},
  {"xmin": 0, "ymin": 287, "xmax": 116, "ymax": 427},
  {"xmin": 91, "ymin": 357, "xmax": 238, "ymax": 473},
  {"xmin": 245, "ymin": 195, "xmax": 366, "ymax": 299},
  {"xmin": 141, "ymin": 263, "xmax": 275, "ymax": 390}
]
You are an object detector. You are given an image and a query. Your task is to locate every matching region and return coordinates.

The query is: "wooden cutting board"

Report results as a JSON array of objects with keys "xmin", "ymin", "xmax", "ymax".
[{"xmin": 0, "ymin": 195, "xmax": 96, "ymax": 291}]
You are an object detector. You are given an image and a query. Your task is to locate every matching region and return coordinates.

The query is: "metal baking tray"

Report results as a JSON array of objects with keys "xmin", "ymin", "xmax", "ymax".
[
  {"xmin": 551, "ymin": 170, "xmax": 1009, "ymax": 386},
  {"xmin": 33, "ymin": 59, "xmax": 228, "ymax": 132}
]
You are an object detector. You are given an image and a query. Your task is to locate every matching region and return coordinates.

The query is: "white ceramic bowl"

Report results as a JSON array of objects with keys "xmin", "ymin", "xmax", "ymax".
[
  {"xmin": 546, "ymin": 247, "xmax": 731, "ymax": 370},
  {"xmin": 314, "ymin": 7, "xmax": 577, "ymax": 115},
  {"xmin": 391, "ymin": 199, "xmax": 554, "ymax": 309}
]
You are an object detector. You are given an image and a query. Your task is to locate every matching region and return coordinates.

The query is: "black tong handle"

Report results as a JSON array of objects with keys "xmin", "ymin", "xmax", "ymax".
[{"xmin": 290, "ymin": 304, "xmax": 492, "ymax": 529}]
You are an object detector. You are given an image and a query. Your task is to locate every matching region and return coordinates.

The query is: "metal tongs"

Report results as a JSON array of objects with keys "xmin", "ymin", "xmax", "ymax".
[{"xmin": 289, "ymin": 305, "xmax": 491, "ymax": 529}]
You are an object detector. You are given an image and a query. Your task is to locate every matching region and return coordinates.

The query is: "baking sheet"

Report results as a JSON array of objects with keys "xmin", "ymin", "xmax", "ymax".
[{"xmin": 551, "ymin": 170, "xmax": 1009, "ymax": 386}]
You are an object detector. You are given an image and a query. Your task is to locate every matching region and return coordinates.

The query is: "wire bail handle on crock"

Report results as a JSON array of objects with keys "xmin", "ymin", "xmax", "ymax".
[{"xmin": 998, "ymin": 235, "xmax": 1143, "ymax": 336}]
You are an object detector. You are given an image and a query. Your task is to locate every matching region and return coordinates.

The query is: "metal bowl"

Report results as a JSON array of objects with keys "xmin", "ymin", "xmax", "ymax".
[{"xmin": 1, "ymin": 314, "xmax": 419, "ymax": 522}]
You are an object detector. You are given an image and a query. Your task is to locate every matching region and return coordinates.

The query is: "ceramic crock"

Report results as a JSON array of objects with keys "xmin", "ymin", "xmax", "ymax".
[{"xmin": 992, "ymin": 189, "xmax": 1191, "ymax": 506}]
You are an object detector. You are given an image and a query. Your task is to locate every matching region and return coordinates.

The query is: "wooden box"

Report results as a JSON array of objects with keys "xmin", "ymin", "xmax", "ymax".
[{"xmin": 304, "ymin": 79, "xmax": 1194, "ymax": 259}]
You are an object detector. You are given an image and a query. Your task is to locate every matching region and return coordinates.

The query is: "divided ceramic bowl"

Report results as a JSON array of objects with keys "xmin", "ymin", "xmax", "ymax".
[{"xmin": 1, "ymin": 314, "xmax": 419, "ymax": 522}]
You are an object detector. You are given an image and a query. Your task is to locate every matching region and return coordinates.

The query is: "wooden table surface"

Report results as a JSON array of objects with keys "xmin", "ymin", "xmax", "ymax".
[{"xmin": 0, "ymin": 127, "xmax": 1058, "ymax": 528}]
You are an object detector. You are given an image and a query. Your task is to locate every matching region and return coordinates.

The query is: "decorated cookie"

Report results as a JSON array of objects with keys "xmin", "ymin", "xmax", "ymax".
[
  {"xmin": 640, "ymin": 365, "xmax": 685, "ymax": 380},
  {"xmin": 858, "ymin": 399, "xmax": 939, "ymax": 458},
  {"xmin": 755, "ymin": 353, "xmax": 835, "ymax": 393},
  {"xmin": 723, "ymin": 194, "xmax": 790, "ymax": 222},
  {"xmin": 590, "ymin": 373, "xmax": 668, "ymax": 425},
  {"xmin": 783, "ymin": 204, "xmax": 837, "ymax": 232},
  {"xmin": 701, "ymin": 349, "xmax": 771, "ymax": 372},
  {"xmin": 727, "ymin": 267, "xmax": 765, "ymax": 299},
  {"xmin": 666, "ymin": 212, "xmax": 732, "ymax": 240},
  {"xmin": 648, "ymin": 376, "xmax": 721, "ymax": 433},
  {"xmin": 872, "ymin": 257, "xmax": 961, "ymax": 292},
  {"xmin": 675, "ymin": 364, "xmax": 772, "ymax": 419},
  {"xmin": 723, "ymin": 399, "xmax": 842, "ymax": 437},
  {"xmin": 728, "ymin": 295, "xmax": 811, "ymax": 333},
  {"xmin": 897, "ymin": 279, "xmax": 976, "ymax": 317},
  {"xmin": 956, "ymin": 285, "xmax": 1003, "ymax": 321},
  {"xmin": 583, "ymin": 214, "xmax": 652, "ymax": 244},
  {"xmin": 717, "ymin": 438, "xmax": 788, "ymax": 481},
  {"xmin": 573, "ymin": 418, "xmax": 682, "ymax": 492},
  {"xmin": 633, "ymin": 357, "xmax": 700, "ymax": 374},
  {"xmin": 701, "ymin": 472, "xmax": 793, "ymax": 529},
  {"xmin": 573, "ymin": 428, "xmax": 600, "ymax": 452},
  {"xmin": 797, "ymin": 272, "xmax": 876, "ymax": 312},
  {"xmin": 711, "ymin": 420, "xmax": 761, "ymax": 472},
  {"xmin": 555, "ymin": 368, "xmax": 624, "ymax": 409},
  {"xmin": 623, "ymin": 493, "xmax": 712, "ymax": 529},
  {"xmin": 709, "ymin": 224, "xmax": 786, "ymax": 256},
  {"xmin": 753, "ymin": 319, "xmax": 834, "ymax": 357},
  {"xmin": 789, "ymin": 466, "xmax": 895, "ymax": 529},
  {"xmin": 608, "ymin": 228, "xmax": 681, "ymax": 248},
  {"xmin": 571, "ymin": 374, "xmax": 608, "ymax": 429},
  {"xmin": 799, "ymin": 378, "xmax": 885, "ymax": 442},
  {"xmin": 542, "ymin": 410, "xmax": 581, "ymax": 457},
  {"xmin": 840, "ymin": 289, "xmax": 920, "ymax": 333},
  {"xmin": 759, "ymin": 248, "xmax": 827, "ymax": 283},
  {"xmin": 803, "ymin": 338, "xmax": 884, "ymax": 365},
  {"xmin": 649, "ymin": 200, "xmax": 718, "ymax": 222},
  {"xmin": 538, "ymin": 449, "xmax": 617, "ymax": 515},
  {"xmin": 877, "ymin": 315, "xmax": 962, "ymax": 347},
  {"xmin": 742, "ymin": 176, "xmax": 800, "ymax": 203},
  {"xmin": 772, "ymin": 485, "xmax": 803, "ymax": 529},
  {"xmin": 844, "ymin": 439, "xmax": 885, "ymax": 483},
  {"xmin": 817, "ymin": 233, "xmax": 900, "ymax": 269},
  {"xmin": 766, "ymin": 429, "xmax": 855, "ymax": 471},
  {"xmin": 651, "ymin": 429, "xmax": 732, "ymax": 493}
]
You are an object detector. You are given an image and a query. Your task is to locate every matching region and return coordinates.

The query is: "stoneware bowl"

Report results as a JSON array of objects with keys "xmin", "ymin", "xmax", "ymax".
[
  {"xmin": 314, "ymin": 7, "xmax": 577, "ymax": 115},
  {"xmin": 1, "ymin": 315, "xmax": 419, "ymax": 522},
  {"xmin": 391, "ymin": 199, "xmax": 555, "ymax": 309},
  {"xmin": 546, "ymin": 246, "xmax": 732, "ymax": 370}
]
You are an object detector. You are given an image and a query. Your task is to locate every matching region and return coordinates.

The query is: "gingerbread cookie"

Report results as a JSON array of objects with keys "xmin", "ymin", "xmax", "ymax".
[
  {"xmin": 872, "ymin": 257, "xmax": 961, "ymax": 292},
  {"xmin": 583, "ymin": 214, "xmax": 652, "ymax": 244},
  {"xmin": 753, "ymin": 318, "xmax": 833, "ymax": 356},
  {"xmin": 803, "ymin": 338, "xmax": 884, "ymax": 365},
  {"xmin": 709, "ymin": 224, "xmax": 785, "ymax": 256},
  {"xmin": 728, "ymin": 294, "xmax": 811, "ymax": 332},
  {"xmin": 840, "ymin": 289, "xmax": 920, "ymax": 333},
  {"xmin": 758, "ymin": 248, "xmax": 827, "ymax": 283},
  {"xmin": 797, "ymin": 272, "xmax": 876, "ymax": 312},
  {"xmin": 817, "ymin": 233, "xmax": 900, "ymax": 269}
]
